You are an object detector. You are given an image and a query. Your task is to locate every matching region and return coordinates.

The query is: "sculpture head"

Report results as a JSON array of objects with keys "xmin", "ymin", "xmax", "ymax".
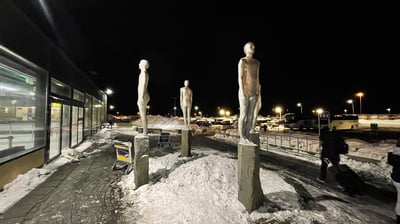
[
  {"xmin": 139, "ymin": 59, "xmax": 149, "ymax": 70},
  {"xmin": 243, "ymin": 42, "xmax": 255, "ymax": 56},
  {"xmin": 184, "ymin": 80, "xmax": 189, "ymax": 87}
]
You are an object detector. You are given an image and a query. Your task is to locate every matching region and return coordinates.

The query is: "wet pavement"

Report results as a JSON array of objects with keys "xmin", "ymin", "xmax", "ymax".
[{"xmin": 0, "ymin": 142, "xmax": 125, "ymax": 224}]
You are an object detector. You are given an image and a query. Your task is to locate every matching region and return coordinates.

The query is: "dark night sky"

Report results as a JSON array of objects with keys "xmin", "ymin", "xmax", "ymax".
[{"xmin": 14, "ymin": 1, "xmax": 397, "ymax": 116}]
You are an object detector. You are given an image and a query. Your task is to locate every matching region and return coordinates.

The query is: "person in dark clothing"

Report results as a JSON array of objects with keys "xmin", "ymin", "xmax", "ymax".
[
  {"xmin": 387, "ymin": 138, "xmax": 400, "ymax": 224},
  {"xmin": 318, "ymin": 127, "xmax": 340, "ymax": 182}
]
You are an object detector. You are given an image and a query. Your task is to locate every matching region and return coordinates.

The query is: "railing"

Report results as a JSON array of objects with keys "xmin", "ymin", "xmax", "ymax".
[
  {"xmin": 0, "ymin": 136, "xmax": 13, "ymax": 148},
  {"xmin": 260, "ymin": 133, "xmax": 320, "ymax": 154},
  {"xmin": 0, "ymin": 121, "xmax": 35, "ymax": 151},
  {"xmin": 215, "ymin": 128, "xmax": 321, "ymax": 155}
]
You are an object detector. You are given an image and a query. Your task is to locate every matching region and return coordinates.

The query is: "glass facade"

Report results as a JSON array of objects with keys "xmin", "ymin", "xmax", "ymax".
[
  {"xmin": 51, "ymin": 78, "xmax": 71, "ymax": 98},
  {"xmin": 49, "ymin": 102, "xmax": 61, "ymax": 160},
  {"xmin": 71, "ymin": 106, "xmax": 79, "ymax": 147},
  {"xmin": 61, "ymin": 104, "xmax": 70, "ymax": 150},
  {"xmin": 50, "ymin": 81, "xmax": 88, "ymax": 151},
  {"xmin": 78, "ymin": 107, "xmax": 83, "ymax": 143},
  {"xmin": 0, "ymin": 5, "xmax": 107, "ymax": 186},
  {"xmin": 84, "ymin": 94, "xmax": 92, "ymax": 137},
  {"xmin": 0, "ymin": 56, "xmax": 47, "ymax": 163},
  {"xmin": 92, "ymin": 97, "xmax": 105, "ymax": 133},
  {"xmin": 0, "ymin": 50, "xmax": 106, "ymax": 164},
  {"xmin": 73, "ymin": 89, "xmax": 84, "ymax": 102}
]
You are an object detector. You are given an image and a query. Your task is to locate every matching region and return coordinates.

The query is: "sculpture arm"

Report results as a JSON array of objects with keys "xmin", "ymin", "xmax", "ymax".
[
  {"xmin": 180, "ymin": 88, "xmax": 184, "ymax": 109},
  {"xmin": 256, "ymin": 61, "xmax": 260, "ymax": 95},
  {"xmin": 138, "ymin": 73, "xmax": 149, "ymax": 100},
  {"xmin": 145, "ymin": 73, "xmax": 149, "ymax": 96},
  {"xmin": 190, "ymin": 89, "xmax": 193, "ymax": 108},
  {"xmin": 238, "ymin": 59, "xmax": 245, "ymax": 96},
  {"xmin": 257, "ymin": 84, "xmax": 262, "ymax": 109}
]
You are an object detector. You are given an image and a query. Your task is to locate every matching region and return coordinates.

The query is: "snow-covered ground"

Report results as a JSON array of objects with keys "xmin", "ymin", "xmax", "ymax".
[
  {"xmin": 211, "ymin": 129, "xmax": 395, "ymax": 192},
  {"xmin": 0, "ymin": 115, "xmax": 398, "ymax": 223}
]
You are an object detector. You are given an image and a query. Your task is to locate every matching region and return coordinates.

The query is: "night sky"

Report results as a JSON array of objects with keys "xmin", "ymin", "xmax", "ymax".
[{"xmin": 14, "ymin": 1, "xmax": 397, "ymax": 116}]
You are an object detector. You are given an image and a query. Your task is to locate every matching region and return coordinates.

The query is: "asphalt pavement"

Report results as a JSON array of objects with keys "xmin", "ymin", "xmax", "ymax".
[{"xmin": 0, "ymin": 142, "xmax": 125, "ymax": 224}]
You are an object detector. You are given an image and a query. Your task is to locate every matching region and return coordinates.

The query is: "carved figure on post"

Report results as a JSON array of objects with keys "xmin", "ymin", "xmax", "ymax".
[
  {"xmin": 137, "ymin": 59, "xmax": 150, "ymax": 135},
  {"xmin": 238, "ymin": 41, "xmax": 261, "ymax": 145},
  {"xmin": 180, "ymin": 79, "xmax": 193, "ymax": 128}
]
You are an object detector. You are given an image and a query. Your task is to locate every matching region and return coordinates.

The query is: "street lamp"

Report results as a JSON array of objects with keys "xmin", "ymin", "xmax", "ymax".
[
  {"xmin": 275, "ymin": 106, "xmax": 282, "ymax": 120},
  {"xmin": 297, "ymin": 102, "xmax": 303, "ymax": 114},
  {"xmin": 194, "ymin": 105, "xmax": 199, "ymax": 116},
  {"xmin": 146, "ymin": 105, "xmax": 150, "ymax": 114},
  {"xmin": 356, "ymin": 92, "xmax": 364, "ymax": 114},
  {"xmin": 104, "ymin": 88, "xmax": 113, "ymax": 116},
  {"xmin": 274, "ymin": 106, "xmax": 282, "ymax": 132},
  {"xmin": 347, "ymin": 99, "xmax": 354, "ymax": 114},
  {"xmin": 171, "ymin": 96, "xmax": 177, "ymax": 116},
  {"xmin": 105, "ymin": 88, "xmax": 113, "ymax": 95},
  {"xmin": 316, "ymin": 108, "xmax": 323, "ymax": 137},
  {"xmin": 219, "ymin": 108, "xmax": 226, "ymax": 117},
  {"xmin": 386, "ymin": 108, "xmax": 391, "ymax": 114}
]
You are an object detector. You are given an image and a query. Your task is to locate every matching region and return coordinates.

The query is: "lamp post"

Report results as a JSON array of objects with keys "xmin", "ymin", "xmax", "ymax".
[
  {"xmin": 274, "ymin": 106, "xmax": 282, "ymax": 132},
  {"xmin": 356, "ymin": 92, "xmax": 364, "ymax": 114},
  {"xmin": 194, "ymin": 105, "xmax": 199, "ymax": 116},
  {"xmin": 316, "ymin": 108, "xmax": 323, "ymax": 137},
  {"xmin": 347, "ymin": 99, "xmax": 354, "ymax": 114},
  {"xmin": 386, "ymin": 108, "xmax": 391, "ymax": 114},
  {"xmin": 297, "ymin": 102, "xmax": 303, "ymax": 114},
  {"xmin": 171, "ymin": 96, "xmax": 177, "ymax": 116},
  {"xmin": 146, "ymin": 105, "xmax": 150, "ymax": 114},
  {"xmin": 104, "ymin": 88, "xmax": 113, "ymax": 116},
  {"xmin": 275, "ymin": 106, "xmax": 282, "ymax": 120}
]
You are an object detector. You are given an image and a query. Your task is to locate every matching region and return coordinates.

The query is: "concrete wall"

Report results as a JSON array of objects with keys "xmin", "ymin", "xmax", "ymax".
[{"xmin": 0, "ymin": 149, "xmax": 45, "ymax": 190}]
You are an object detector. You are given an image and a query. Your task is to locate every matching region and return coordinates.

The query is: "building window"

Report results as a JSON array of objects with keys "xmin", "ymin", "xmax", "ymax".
[
  {"xmin": 71, "ymin": 106, "xmax": 78, "ymax": 147},
  {"xmin": 50, "ymin": 78, "xmax": 71, "ymax": 98},
  {"xmin": 84, "ymin": 94, "xmax": 92, "ymax": 136},
  {"xmin": 73, "ymin": 89, "xmax": 84, "ymax": 102},
  {"xmin": 92, "ymin": 97, "xmax": 104, "ymax": 132},
  {"xmin": 0, "ymin": 55, "xmax": 47, "ymax": 163}
]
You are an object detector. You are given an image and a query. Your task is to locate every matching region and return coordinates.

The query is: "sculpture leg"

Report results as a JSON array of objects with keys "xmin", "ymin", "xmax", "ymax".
[
  {"xmin": 186, "ymin": 108, "xmax": 191, "ymax": 127},
  {"xmin": 239, "ymin": 96, "xmax": 249, "ymax": 144},
  {"xmin": 138, "ymin": 103, "xmax": 148, "ymax": 135},
  {"xmin": 238, "ymin": 114, "xmax": 246, "ymax": 143},
  {"xmin": 142, "ymin": 115, "xmax": 148, "ymax": 135},
  {"xmin": 183, "ymin": 110, "xmax": 188, "ymax": 127},
  {"xmin": 184, "ymin": 108, "xmax": 189, "ymax": 127},
  {"xmin": 247, "ymin": 97, "xmax": 257, "ymax": 135},
  {"xmin": 243, "ymin": 97, "xmax": 257, "ymax": 145},
  {"xmin": 250, "ymin": 95, "xmax": 260, "ymax": 132}
]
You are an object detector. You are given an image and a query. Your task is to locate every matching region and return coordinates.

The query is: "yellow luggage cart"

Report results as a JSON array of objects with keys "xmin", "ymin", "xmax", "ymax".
[{"xmin": 111, "ymin": 140, "xmax": 134, "ymax": 175}]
